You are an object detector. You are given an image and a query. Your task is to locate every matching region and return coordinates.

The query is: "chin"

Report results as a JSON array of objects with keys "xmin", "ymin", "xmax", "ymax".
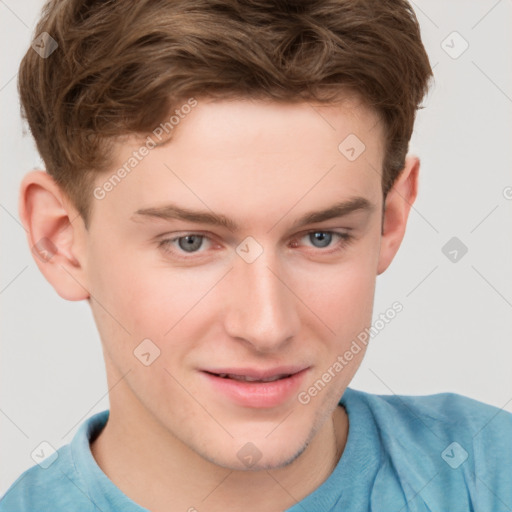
[{"xmin": 197, "ymin": 433, "xmax": 312, "ymax": 472}]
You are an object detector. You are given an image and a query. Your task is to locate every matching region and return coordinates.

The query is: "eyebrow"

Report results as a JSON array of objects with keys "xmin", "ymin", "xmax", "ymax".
[{"xmin": 131, "ymin": 196, "xmax": 374, "ymax": 232}]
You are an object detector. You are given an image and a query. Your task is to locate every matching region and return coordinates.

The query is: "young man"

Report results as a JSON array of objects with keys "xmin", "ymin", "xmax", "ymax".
[{"xmin": 2, "ymin": 0, "xmax": 511, "ymax": 511}]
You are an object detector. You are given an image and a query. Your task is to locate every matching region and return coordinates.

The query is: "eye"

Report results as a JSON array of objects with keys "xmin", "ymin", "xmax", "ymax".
[
  {"xmin": 307, "ymin": 231, "xmax": 335, "ymax": 248},
  {"xmin": 292, "ymin": 230, "xmax": 353, "ymax": 253},
  {"xmin": 158, "ymin": 233, "xmax": 210, "ymax": 255},
  {"xmin": 157, "ymin": 229, "xmax": 353, "ymax": 260}
]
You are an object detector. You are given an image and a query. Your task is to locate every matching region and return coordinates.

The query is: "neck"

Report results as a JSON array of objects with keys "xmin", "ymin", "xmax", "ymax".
[{"xmin": 91, "ymin": 394, "xmax": 348, "ymax": 512}]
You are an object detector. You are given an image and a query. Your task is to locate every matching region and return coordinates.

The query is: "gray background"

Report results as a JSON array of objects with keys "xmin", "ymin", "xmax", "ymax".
[{"xmin": 1, "ymin": 0, "xmax": 511, "ymax": 495}]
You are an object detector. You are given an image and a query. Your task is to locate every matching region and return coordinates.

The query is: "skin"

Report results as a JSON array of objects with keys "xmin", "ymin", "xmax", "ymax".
[{"xmin": 19, "ymin": 96, "xmax": 419, "ymax": 512}]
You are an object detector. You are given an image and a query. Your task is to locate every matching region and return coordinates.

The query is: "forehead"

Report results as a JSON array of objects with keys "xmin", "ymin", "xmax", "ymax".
[
  {"xmin": 90, "ymin": 97, "xmax": 385, "ymax": 229},
  {"xmin": 167, "ymin": 96, "xmax": 384, "ymax": 159}
]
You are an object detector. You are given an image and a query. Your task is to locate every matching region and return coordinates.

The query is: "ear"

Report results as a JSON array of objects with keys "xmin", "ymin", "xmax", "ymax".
[
  {"xmin": 377, "ymin": 155, "xmax": 420, "ymax": 275},
  {"xmin": 18, "ymin": 170, "xmax": 90, "ymax": 301}
]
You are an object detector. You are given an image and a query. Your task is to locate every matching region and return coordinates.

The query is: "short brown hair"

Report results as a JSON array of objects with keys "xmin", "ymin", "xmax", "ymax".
[{"xmin": 18, "ymin": 0, "xmax": 433, "ymax": 228}]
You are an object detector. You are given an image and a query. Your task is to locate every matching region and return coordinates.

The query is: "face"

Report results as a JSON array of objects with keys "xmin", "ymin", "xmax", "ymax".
[{"xmin": 70, "ymin": 97, "xmax": 390, "ymax": 469}]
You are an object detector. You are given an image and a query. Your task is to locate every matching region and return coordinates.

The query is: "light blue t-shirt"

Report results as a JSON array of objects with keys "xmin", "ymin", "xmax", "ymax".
[{"xmin": 1, "ymin": 387, "xmax": 511, "ymax": 511}]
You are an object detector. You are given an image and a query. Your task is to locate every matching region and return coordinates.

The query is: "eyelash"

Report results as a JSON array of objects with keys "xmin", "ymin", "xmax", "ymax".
[{"xmin": 157, "ymin": 230, "xmax": 353, "ymax": 260}]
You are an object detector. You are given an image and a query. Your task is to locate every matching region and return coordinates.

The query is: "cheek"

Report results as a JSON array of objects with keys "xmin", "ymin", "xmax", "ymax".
[
  {"xmin": 88, "ymin": 240, "xmax": 221, "ymax": 371},
  {"xmin": 318, "ymin": 271, "xmax": 375, "ymax": 353},
  {"xmin": 86, "ymin": 236, "xmax": 171, "ymax": 353},
  {"xmin": 88, "ymin": 234, "xmax": 178, "ymax": 329},
  {"xmin": 296, "ymin": 242, "xmax": 378, "ymax": 339},
  {"xmin": 296, "ymin": 256, "xmax": 376, "ymax": 405}
]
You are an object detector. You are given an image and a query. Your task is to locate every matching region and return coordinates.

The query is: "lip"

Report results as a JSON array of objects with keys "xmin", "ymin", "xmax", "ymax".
[{"xmin": 200, "ymin": 366, "xmax": 310, "ymax": 408}]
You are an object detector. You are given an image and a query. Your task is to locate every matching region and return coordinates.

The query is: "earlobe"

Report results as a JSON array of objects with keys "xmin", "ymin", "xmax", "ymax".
[
  {"xmin": 377, "ymin": 155, "xmax": 420, "ymax": 275},
  {"xmin": 18, "ymin": 170, "xmax": 91, "ymax": 301}
]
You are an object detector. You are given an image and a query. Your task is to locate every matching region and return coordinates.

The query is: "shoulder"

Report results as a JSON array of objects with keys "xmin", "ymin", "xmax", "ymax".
[
  {"xmin": 341, "ymin": 388, "xmax": 512, "ymax": 510},
  {"xmin": 0, "ymin": 444, "xmax": 96, "ymax": 512},
  {"xmin": 344, "ymin": 387, "xmax": 512, "ymax": 439},
  {"xmin": 0, "ymin": 411, "xmax": 110, "ymax": 512}
]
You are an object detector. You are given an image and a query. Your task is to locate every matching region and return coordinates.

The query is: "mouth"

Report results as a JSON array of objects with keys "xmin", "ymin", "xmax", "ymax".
[
  {"xmin": 200, "ymin": 366, "xmax": 310, "ymax": 408},
  {"xmin": 205, "ymin": 371, "xmax": 295, "ymax": 383}
]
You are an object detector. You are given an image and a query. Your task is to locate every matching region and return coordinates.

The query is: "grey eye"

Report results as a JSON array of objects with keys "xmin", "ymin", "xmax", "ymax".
[
  {"xmin": 308, "ymin": 231, "xmax": 332, "ymax": 248},
  {"xmin": 178, "ymin": 235, "xmax": 204, "ymax": 252}
]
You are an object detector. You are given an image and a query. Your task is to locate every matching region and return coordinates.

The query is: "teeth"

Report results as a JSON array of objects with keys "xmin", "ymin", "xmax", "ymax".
[{"xmin": 216, "ymin": 373, "xmax": 289, "ymax": 382}]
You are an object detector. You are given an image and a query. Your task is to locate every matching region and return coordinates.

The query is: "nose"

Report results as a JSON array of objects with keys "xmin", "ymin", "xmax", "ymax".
[{"xmin": 223, "ymin": 244, "xmax": 300, "ymax": 353}]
